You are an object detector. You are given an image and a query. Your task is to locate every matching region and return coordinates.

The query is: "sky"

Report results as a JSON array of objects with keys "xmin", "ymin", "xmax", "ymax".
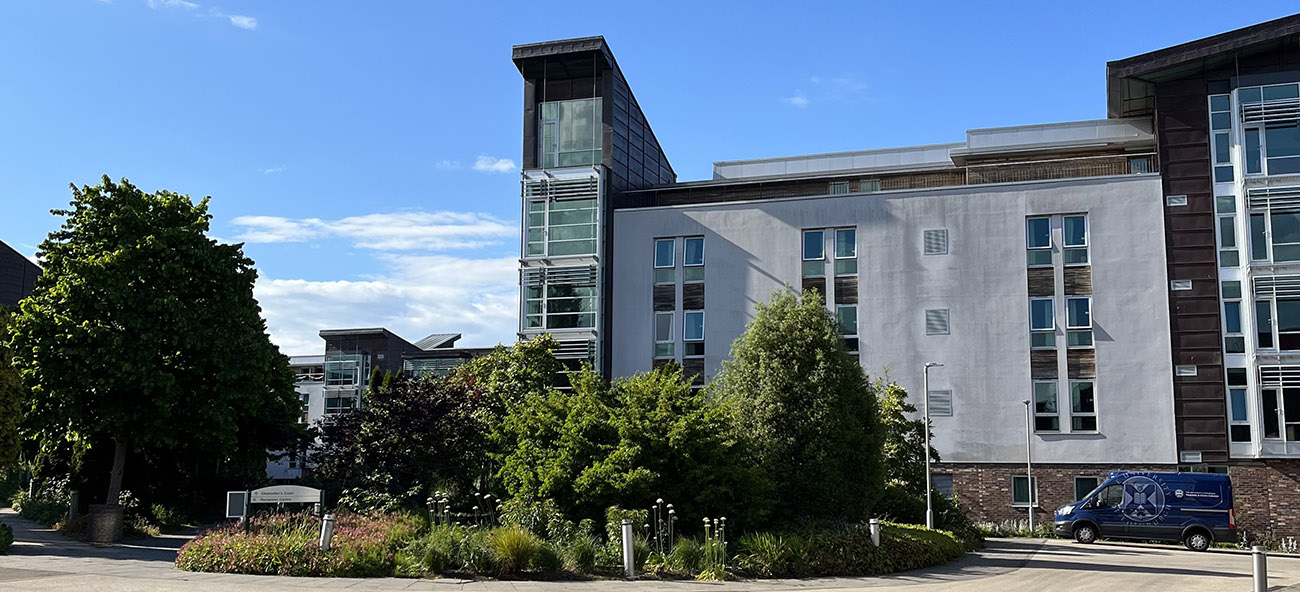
[{"xmin": 1, "ymin": 1, "xmax": 1298, "ymax": 355}]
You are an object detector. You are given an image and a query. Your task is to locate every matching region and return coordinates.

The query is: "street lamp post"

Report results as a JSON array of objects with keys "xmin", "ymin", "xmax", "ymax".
[
  {"xmin": 1023, "ymin": 399, "xmax": 1034, "ymax": 532},
  {"xmin": 923, "ymin": 362, "xmax": 943, "ymax": 530}
]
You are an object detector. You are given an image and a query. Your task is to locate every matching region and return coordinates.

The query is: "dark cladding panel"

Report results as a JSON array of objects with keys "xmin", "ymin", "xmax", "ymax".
[{"xmin": 0, "ymin": 241, "xmax": 40, "ymax": 308}]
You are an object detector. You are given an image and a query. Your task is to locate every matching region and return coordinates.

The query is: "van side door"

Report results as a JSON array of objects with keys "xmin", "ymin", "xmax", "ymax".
[{"xmin": 1088, "ymin": 484, "xmax": 1128, "ymax": 538}]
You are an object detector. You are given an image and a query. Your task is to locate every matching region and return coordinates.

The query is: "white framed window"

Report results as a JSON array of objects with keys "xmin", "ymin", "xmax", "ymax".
[
  {"xmin": 1029, "ymin": 297, "xmax": 1055, "ymax": 349},
  {"xmin": 1070, "ymin": 381, "xmax": 1097, "ymax": 431},
  {"xmin": 1026, "ymin": 217, "xmax": 1052, "ymax": 267},
  {"xmin": 654, "ymin": 238, "xmax": 675, "ymax": 285},
  {"xmin": 1218, "ymin": 213, "xmax": 1240, "ymax": 267},
  {"xmin": 834, "ymin": 228, "xmax": 857, "ymax": 276},
  {"xmin": 1011, "ymin": 475, "xmax": 1038, "ymax": 507},
  {"xmin": 802, "ymin": 229, "xmax": 825, "ymax": 278},
  {"xmin": 1063, "ymin": 214, "xmax": 1088, "ymax": 266},
  {"xmin": 654, "ymin": 312, "xmax": 674, "ymax": 359},
  {"xmin": 683, "ymin": 236, "xmax": 704, "ymax": 283},
  {"xmin": 1208, "ymin": 94, "xmax": 1233, "ymax": 182},
  {"xmin": 1223, "ymin": 281, "xmax": 1244, "ymax": 354},
  {"xmin": 1228, "ymin": 371, "xmax": 1251, "ymax": 443},
  {"xmin": 1066, "ymin": 296, "xmax": 1093, "ymax": 348},
  {"xmin": 1033, "ymin": 381, "xmax": 1060, "ymax": 432},
  {"xmin": 683, "ymin": 310, "xmax": 704, "ymax": 357},
  {"xmin": 1074, "ymin": 476, "xmax": 1100, "ymax": 501},
  {"xmin": 837, "ymin": 304, "xmax": 858, "ymax": 353}
]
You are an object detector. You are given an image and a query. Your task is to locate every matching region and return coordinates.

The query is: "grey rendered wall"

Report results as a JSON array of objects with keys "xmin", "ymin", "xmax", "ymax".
[{"xmin": 610, "ymin": 175, "xmax": 1176, "ymax": 465}]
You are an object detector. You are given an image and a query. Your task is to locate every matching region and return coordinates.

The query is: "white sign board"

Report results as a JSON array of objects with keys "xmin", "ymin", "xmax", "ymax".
[
  {"xmin": 250, "ymin": 485, "xmax": 322, "ymax": 504},
  {"xmin": 226, "ymin": 491, "xmax": 247, "ymax": 518}
]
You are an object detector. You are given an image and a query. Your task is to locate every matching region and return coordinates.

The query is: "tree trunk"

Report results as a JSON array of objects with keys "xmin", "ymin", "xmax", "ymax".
[{"xmin": 106, "ymin": 436, "xmax": 127, "ymax": 506}]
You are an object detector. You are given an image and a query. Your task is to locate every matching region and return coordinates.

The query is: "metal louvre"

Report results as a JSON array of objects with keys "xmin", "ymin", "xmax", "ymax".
[
  {"xmin": 1259, "ymin": 365, "xmax": 1300, "ymax": 387},
  {"xmin": 1248, "ymin": 186, "xmax": 1300, "ymax": 211},
  {"xmin": 520, "ymin": 265, "xmax": 597, "ymax": 286},
  {"xmin": 925, "ymin": 308, "xmax": 950, "ymax": 335},
  {"xmin": 924, "ymin": 229, "xmax": 949, "ymax": 255},
  {"xmin": 553, "ymin": 339, "xmax": 596, "ymax": 360},
  {"xmin": 523, "ymin": 175, "xmax": 599, "ymax": 201},
  {"xmin": 927, "ymin": 390, "xmax": 953, "ymax": 416},
  {"xmin": 1254, "ymin": 275, "xmax": 1300, "ymax": 297},
  {"xmin": 1241, "ymin": 99, "xmax": 1300, "ymax": 125}
]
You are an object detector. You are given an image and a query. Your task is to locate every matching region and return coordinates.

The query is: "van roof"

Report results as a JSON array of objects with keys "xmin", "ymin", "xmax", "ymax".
[{"xmin": 1107, "ymin": 470, "xmax": 1230, "ymax": 482}]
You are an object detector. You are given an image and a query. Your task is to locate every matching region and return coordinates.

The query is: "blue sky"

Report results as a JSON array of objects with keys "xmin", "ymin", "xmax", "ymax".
[{"xmin": 2, "ymin": 1, "xmax": 1297, "ymax": 354}]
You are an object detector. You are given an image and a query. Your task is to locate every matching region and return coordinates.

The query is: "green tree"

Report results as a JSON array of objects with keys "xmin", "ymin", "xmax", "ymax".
[
  {"xmin": 877, "ymin": 379, "xmax": 939, "ymax": 496},
  {"xmin": 8, "ymin": 176, "xmax": 302, "ymax": 512},
  {"xmin": 0, "ymin": 309, "xmax": 25, "ymax": 469},
  {"xmin": 713, "ymin": 288, "xmax": 883, "ymax": 524}
]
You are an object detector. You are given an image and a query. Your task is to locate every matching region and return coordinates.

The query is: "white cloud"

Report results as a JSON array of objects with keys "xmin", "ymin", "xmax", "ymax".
[
  {"xmin": 147, "ymin": 0, "xmax": 198, "ymax": 8},
  {"xmin": 225, "ymin": 14, "xmax": 257, "ymax": 30},
  {"xmin": 231, "ymin": 211, "xmax": 515, "ymax": 251},
  {"xmin": 262, "ymin": 165, "xmax": 286, "ymax": 175},
  {"xmin": 436, "ymin": 160, "xmax": 461, "ymax": 170},
  {"xmin": 782, "ymin": 92, "xmax": 809, "ymax": 108},
  {"xmin": 256, "ymin": 254, "xmax": 518, "ymax": 355},
  {"xmin": 473, "ymin": 155, "xmax": 517, "ymax": 173}
]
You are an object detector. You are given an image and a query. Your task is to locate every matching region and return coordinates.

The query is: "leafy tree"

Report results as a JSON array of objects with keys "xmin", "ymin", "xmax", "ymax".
[
  {"xmin": 877, "ymin": 379, "xmax": 939, "ymax": 496},
  {"xmin": 311, "ymin": 373, "xmax": 484, "ymax": 510},
  {"xmin": 0, "ymin": 309, "xmax": 25, "ymax": 469},
  {"xmin": 713, "ymin": 288, "xmax": 884, "ymax": 524},
  {"xmin": 8, "ymin": 176, "xmax": 302, "ymax": 511}
]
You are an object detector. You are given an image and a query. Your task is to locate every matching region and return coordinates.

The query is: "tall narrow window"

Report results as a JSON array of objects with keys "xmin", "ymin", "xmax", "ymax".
[
  {"xmin": 1264, "ymin": 388, "xmax": 1282, "ymax": 439},
  {"xmin": 1063, "ymin": 215, "xmax": 1088, "ymax": 265},
  {"xmin": 802, "ymin": 230, "xmax": 825, "ymax": 277},
  {"xmin": 1026, "ymin": 217, "xmax": 1051, "ymax": 267},
  {"xmin": 1223, "ymin": 281, "xmax": 1244, "ymax": 354},
  {"xmin": 1029, "ymin": 298, "xmax": 1055, "ymax": 349},
  {"xmin": 683, "ymin": 237, "xmax": 704, "ymax": 282},
  {"xmin": 1033, "ymin": 381, "xmax": 1059, "ymax": 432},
  {"xmin": 1259, "ymin": 300, "xmax": 1276, "ymax": 349},
  {"xmin": 1208, "ymin": 94, "xmax": 1233, "ymax": 182},
  {"xmin": 1280, "ymin": 298, "xmax": 1300, "ymax": 350},
  {"xmin": 1219, "ymin": 214, "xmax": 1239, "ymax": 267},
  {"xmin": 1246, "ymin": 128, "xmax": 1263, "ymax": 175},
  {"xmin": 683, "ymin": 310, "xmax": 704, "ymax": 357},
  {"xmin": 654, "ymin": 312, "xmax": 674, "ymax": 359},
  {"xmin": 1251, "ymin": 214, "xmax": 1269, "ymax": 261},
  {"xmin": 1228, "ymin": 369, "xmax": 1251, "ymax": 443},
  {"xmin": 1272, "ymin": 212, "xmax": 1300, "ymax": 262},
  {"xmin": 654, "ymin": 239, "xmax": 675, "ymax": 284},
  {"xmin": 834, "ymin": 228, "xmax": 857, "ymax": 275},
  {"xmin": 1066, "ymin": 296, "xmax": 1093, "ymax": 348},
  {"xmin": 1070, "ymin": 381, "xmax": 1097, "ymax": 431}
]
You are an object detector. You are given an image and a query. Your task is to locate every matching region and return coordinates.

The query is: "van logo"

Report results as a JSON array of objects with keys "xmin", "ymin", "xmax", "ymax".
[
  {"xmin": 1175, "ymin": 489, "xmax": 1185, "ymax": 499},
  {"xmin": 1121, "ymin": 476, "xmax": 1167, "ymax": 523}
]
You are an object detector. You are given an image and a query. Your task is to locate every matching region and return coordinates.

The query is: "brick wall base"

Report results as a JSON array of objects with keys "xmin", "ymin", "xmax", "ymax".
[
  {"xmin": 938, "ymin": 460, "xmax": 1300, "ymax": 538},
  {"xmin": 936, "ymin": 462, "xmax": 1175, "ymax": 524}
]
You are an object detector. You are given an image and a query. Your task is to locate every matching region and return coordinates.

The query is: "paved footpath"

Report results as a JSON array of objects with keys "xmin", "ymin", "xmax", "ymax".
[{"xmin": 4, "ymin": 507, "xmax": 1300, "ymax": 591}]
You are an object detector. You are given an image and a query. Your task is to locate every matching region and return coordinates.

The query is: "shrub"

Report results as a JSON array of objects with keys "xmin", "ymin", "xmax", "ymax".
[
  {"xmin": 562, "ymin": 534, "xmax": 598, "ymax": 573},
  {"xmin": 974, "ymin": 519, "xmax": 1053, "ymax": 539},
  {"xmin": 735, "ymin": 532, "xmax": 802, "ymax": 578},
  {"xmin": 490, "ymin": 526, "xmax": 541, "ymax": 574},
  {"xmin": 175, "ymin": 512, "xmax": 421, "ymax": 577},
  {"xmin": 150, "ymin": 504, "xmax": 187, "ymax": 533},
  {"xmin": 0, "ymin": 522, "xmax": 12, "ymax": 553},
  {"xmin": 11, "ymin": 490, "xmax": 68, "ymax": 526},
  {"xmin": 666, "ymin": 537, "xmax": 703, "ymax": 574},
  {"xmin": 532, "ymin": 542, "xmax": 563, "ymax": 574}
]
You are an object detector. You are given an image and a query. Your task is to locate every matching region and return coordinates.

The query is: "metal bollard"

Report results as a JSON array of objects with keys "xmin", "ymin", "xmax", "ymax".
[
  {"xmin": 869, "ymin": 518, "xmax": 881, "ymax": 547},
  {"xmin": 68, "ymin": 490, "xmax": 79, "ymax": 522},
  {"xmin": 319, "ymin": 514, "xmax": 336, "ymax": 551},
  {"xmin": 622, "ymin": 518, "xmax": 635, "ymax": 578},
  {"xmin": 1253, "ymin": 545, "xmax": 1268, "ymax": 592}
]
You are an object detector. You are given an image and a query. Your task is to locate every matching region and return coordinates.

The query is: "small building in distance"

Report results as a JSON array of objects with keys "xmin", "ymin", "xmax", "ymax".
[{"xmin": 0, "ymin": 239, "xmax": 40, "ymax": 308}]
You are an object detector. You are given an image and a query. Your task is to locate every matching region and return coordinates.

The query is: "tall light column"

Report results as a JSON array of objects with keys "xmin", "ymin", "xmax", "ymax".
[
  {"xmin": 1023, "ymin": 399, "xmax": 1034, "ymax": 532},
  {"xmin": 923, "ymin": 362, "xmax": 943, "ymax": 530}
]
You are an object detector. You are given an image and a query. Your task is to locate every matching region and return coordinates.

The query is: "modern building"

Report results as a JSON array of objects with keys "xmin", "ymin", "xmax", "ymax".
[
  {"xmin": 511, "ymin": 14, "xmax": 1300, "ymax": 535},
  {"xmin": 266, "ymin": 329, "xmax": 493, "ymax": 480},
  {"xmin": 0, "ymin": 239, "xmax": 40, "ymax": 308}
]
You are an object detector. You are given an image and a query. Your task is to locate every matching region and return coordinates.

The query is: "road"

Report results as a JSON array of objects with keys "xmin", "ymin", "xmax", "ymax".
[{"xmin": 1, "ymin": 508, "xmax": 1297, "ymax": 591}]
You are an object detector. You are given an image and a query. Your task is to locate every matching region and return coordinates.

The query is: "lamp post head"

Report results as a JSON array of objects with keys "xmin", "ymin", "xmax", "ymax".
[
  {"xmin": 925, "ymin": 362, "xmax": 943, "ymax": 369},
  {"xmin": 1023, "ymin": 399, "xmax": 1031, "ymax": 406}
]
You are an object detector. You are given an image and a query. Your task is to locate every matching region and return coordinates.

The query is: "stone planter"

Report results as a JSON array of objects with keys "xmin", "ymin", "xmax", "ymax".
[{"xmin": 87, "ymin": 504, "xmax": 123, "ymax": 543}]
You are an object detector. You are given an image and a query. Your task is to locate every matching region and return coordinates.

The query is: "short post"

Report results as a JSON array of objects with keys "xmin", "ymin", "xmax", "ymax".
[
  {"xmin": 68, "ymin": 490, "xmax": 79, "ymax": 522},
  {"xmin": 242, "ymin": 490, "xmax": 251, "ymax": 534},
  {"xmin": 1253, "ymin": 545, "xmax": 1268, "ymax": 592},
  {"xmin": 621, "ymin": 518, "xmax": 635, "ymax": 578},
  {"xmin": 319, "ymin": 514, "xmax": 336, "ymax": 551},
  {"xmin": 869, "ymin": 518, "xmax": 881, "ymax": 547}
]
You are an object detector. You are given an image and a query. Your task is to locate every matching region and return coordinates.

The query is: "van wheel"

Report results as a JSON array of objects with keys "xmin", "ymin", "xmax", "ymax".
[
  {"xmin": 1073, "ymin": 524, "xmax": 1098, "ymax": 544},
  {"xmin": 1184, "ymin": 531, "xmax": 1211, "ymax": 552}
]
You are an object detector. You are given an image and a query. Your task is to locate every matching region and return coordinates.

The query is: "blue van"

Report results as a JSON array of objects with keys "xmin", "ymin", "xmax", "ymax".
[{"xmin": 1053, "ymin": 471, "xmax": 1236, "ymax": 551}]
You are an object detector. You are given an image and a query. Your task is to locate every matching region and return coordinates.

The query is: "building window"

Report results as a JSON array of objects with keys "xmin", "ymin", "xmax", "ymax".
[
  {"xmin": 654, "ymin": 238, "xmax": 676, "ymax": 286},
  {"xmin": 1251, "ymin": 213, "xmax": 1269, "ymax": 261},
  {"xmin": 1208, "ymin": 94, "xmax": 1233, "ymax": 182},
  {"xmin": 539, "ymin": 98, "xmax": 601, "ymax": 168},
  {"xmin": 523, "ymin": 266, "xmax": 597, "ymax": 330},
  {"xmin": 828, "ymin": 180, "xmax": 850, "ymax": 195},
  {"xmin": 1239, "ymin": 83, "xmax": 1300, "ymax": 175},
  {"xmin": 1279, "ymin": 298, "xmax": 1300, "ymax": 350},
  {"xmin": 654, "ymin": 312, "xmax": 674, "ymax": 359},
  {"xmin": 1223, "ymin": 281, "xmax": 1245, "ymax": 353},
  {"xmin": 325, "ymin": 353, "xmax": 365, "ymax": 388},
  {"xmin": 1229, "ymin": 386, "xmax": 1251, "ymax": 443},
  {"xmin": 683, "ymin": 310, "xmax": 704, "ymax": 357},
  {"xmin": 1012, "ymin": 475, "xmax": 1037, "ymax": 507},
  {"xmin": 1033, "ymin": 381, "xmax": 1059, "ymax": 432},
  {"xmin": 1074, "ymin": 476, "xmax": 1100, "ymax": 501},
  {"xmin": 834, "ymin": 228, "xmax": 857, "ymax": 275},
  {"xmin": 1258, "ymin": 299, "xmax": 1276, "ymax": 348},
  {"xmin": 1066, "ymin": 296, "xmax": 1093, "ymax": 348},
  {"xmin": 1070, "ymin": 381, "xmax": 1097, "ymax": 431},
  {"xmin": 1219, "ymin": 213, "xmax": 1240, "ymax": 267},
  {"xmin": 1029, "ymin": 298, "xmax": 1055, "ymax": 349},
  {"xmin": 925, "ymin": 308, "xmax": 950, "ymax": 335},
  {"xmin": 1273, "ymin": 212, "xmax": 1300, "ymax": 262},
  {"xmin": 837, "ymin": 305, "xmax": 858, "ymax": 353},
  {"xmin": 1026, "ymin": 217, "xmax": 1051, "ymax": 267},
  {"xmin": 1063, "ymin": 215, "xmax": 1088, "ymax": 265},
  {"xmin": 933, "ymin": 474, "xmax": 954, "ymax": 498},
  {"xmin": 683, "ymin": 237, "xmax": 704, "ymax": 282},
  {"xmin": 802, "ymin": 230, "xmax": 825, "ymax": 277}
]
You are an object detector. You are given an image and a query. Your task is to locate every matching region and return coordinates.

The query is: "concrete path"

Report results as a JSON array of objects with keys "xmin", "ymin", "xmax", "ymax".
[{"xmin": 2, "ymin": 507, "xmax": 1299, "ymax": 591}]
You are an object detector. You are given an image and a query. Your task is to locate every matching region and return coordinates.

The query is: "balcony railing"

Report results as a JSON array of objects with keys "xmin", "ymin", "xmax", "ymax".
[{"xmin": 966, "ymin": 153, "xmax": 1158, "ymax": 185}]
